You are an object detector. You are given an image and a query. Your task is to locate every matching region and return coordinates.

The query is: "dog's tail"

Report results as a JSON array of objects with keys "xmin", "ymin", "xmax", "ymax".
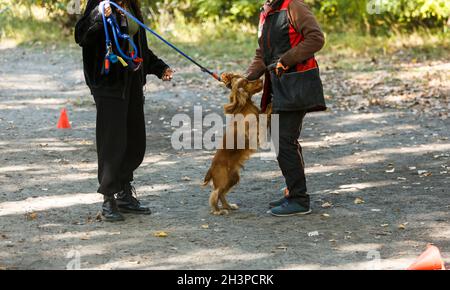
[{"xmin": 203, "ymin": 168, "xmax": 212, "ymax": 187}]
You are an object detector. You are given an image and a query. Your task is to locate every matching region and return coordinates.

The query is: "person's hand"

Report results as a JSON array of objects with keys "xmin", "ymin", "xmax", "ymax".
[
  {"xmin": 274, "ymin": 61, "xmax": 289, "ymax": 78},
  {"xmin": 101, "ymin": 5, "xmax": 112, "ymax": 17},
  {"xmin": 162, "ymin": 68, "xmax": 174, "ymax": 81}
]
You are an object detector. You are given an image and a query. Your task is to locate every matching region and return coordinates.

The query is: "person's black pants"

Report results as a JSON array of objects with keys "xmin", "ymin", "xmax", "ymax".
[
  {"xmin": 93, "ymin": 75, "xmax": 146, "ymax": 196},
  {"xmin": 274, "ymin": 110, "xmax": 309, "ymax": 208}
]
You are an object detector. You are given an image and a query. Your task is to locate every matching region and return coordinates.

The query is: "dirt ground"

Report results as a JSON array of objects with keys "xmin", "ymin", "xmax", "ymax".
[{"xmin": 0, "ymin": 42, "xmax": 449, "ymax": 270}]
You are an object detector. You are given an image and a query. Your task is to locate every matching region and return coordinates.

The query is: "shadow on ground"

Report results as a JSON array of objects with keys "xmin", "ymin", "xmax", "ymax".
[{"xmin": 0, "ymin": 45, "xmax": 449, "ymax": 270}]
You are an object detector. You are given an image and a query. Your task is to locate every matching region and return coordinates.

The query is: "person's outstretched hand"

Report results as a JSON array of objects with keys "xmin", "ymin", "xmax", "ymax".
[
  {"xmin": 162, "ymin": 68, "xmax": 174, "ymax": 81},
  {"xmin": 100, "ymin": 4, "xmax": 112, "ymax": 17}
]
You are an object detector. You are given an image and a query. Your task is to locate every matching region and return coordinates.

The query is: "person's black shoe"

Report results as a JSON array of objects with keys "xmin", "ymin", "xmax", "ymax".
[
  {"xmin": 269, "ymin": 187, "xmax": 290, "ymax": 208},
  {"xmin": 116, "ymin": 183, "xmax": 151, "ymax": 215},
  {"xmin": 102, "ymin": 196, "xmax": 125, "ymax": 222}
]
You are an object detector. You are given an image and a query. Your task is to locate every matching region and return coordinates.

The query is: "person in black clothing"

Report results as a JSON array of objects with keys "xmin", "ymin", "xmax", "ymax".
[{"xmin": 75, "ymin": 0, "xmax": 173, "ymax": 222}]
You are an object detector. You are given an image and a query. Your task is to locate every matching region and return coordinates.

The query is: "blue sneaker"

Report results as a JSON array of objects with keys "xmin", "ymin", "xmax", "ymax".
[
  {"xmin": 270, "ymin": 200, "xmax": 312, "ymax": 217},
  {"xmin": 269, "ymin": 187, "xmax": 290, "ymax": 208}
]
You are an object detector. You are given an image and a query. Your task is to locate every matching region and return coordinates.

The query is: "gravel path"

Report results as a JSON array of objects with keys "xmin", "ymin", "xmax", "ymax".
[{"xmin": 0, "ymin": 44, "xmax": 448, "ymax": 270}]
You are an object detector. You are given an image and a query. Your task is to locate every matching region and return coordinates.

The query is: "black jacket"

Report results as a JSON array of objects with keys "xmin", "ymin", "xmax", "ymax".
[{"xmin": 75, "ymin": 0, "xmax": 169, "ymax": 98}]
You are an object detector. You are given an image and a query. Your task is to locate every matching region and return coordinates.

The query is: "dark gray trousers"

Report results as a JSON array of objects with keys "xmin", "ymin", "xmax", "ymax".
[{"xmin": 273, "ymin": 110, "xmax": 309, "ymax": 208}]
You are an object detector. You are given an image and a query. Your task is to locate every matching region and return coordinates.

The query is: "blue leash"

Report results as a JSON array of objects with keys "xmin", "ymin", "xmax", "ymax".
[{"xmin": 99, "ymin": 0, "xmax": 221, "ymax": 81}]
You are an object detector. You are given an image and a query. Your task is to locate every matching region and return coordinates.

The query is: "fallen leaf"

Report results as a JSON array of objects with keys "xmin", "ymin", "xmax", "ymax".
[
  {"xmin": 128, "ymin": 261, "xmax": 141, "ymax": 265},
  {"xmin": 154, "ymin": 231, "xmax": 168, "ymax": 238},
  {"xmin": 398, "ymin": 223, "xmax": 408, "ymax": 230},
  {"xmin": 321, "ymin": 202, "xmax": 333, "ymax": 208},
  {"xmin": 418, "ymin": 170, "xmax": 431, "ymax": 176},
  {"xmin": 354, "ymin": 197, "xmax": 365, "ymax": 205},
  {"xmin": 308, "ymin": 231, "xmax": 319, "ymax": 237},
  {"xmin": 381, "ymin": 224, "xmax": 389, "ymax": 227},
  {"xmin": 25, "ymin": 212, "xmax": 38, "ymax": 221},
  {"xmin": 201, "ymin": 224, "xmax": 209, "ymax": 229},
  {"xmin": 321, "ymin": 213, "xmax": 330, "ymax": 218}
]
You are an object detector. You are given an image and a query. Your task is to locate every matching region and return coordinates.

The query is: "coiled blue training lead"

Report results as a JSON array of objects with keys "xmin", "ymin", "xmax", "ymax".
[
  {"xmin": 99, "ymin": 0, "xmax": 221, "ymax": 81},
  {"xmin": 100, "ymin": 0, "xmax": 138, "ymax": 61}
]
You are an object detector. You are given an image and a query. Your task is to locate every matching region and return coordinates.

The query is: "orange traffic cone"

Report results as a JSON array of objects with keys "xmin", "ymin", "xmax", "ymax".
[
  {"xmin": 407, "ymin": 245, "xmax": 445, "ymax": 270},
  {"xmin": 57, "ymin": 108, "xmax": 71, "ymax": 129}
]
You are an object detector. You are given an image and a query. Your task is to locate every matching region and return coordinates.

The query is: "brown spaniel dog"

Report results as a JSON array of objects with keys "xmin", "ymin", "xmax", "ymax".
[{"xmin": 203, "ymin": 73, "xmax": 268, "ymax": 215}]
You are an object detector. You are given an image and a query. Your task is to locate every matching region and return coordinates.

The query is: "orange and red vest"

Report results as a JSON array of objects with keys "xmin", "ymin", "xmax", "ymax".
[
  {"xmin": 259, "ymin": 0, "xmax": 326, "ymax": 113},
  {"xmin": 259, "ymin": 0, "xmax": 318, "ymax": 73}
]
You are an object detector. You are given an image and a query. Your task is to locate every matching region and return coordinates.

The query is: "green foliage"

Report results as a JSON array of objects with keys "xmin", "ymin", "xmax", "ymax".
[
  {"xmin": 191, "ymin": 0, "xmax": 260, "ymax": 20},
  {"xmin": 1, "ymin": 0, "xmax": 448, "ymax": 44},
  {"xmin": 140, "ymin": 0, "xmax": 450, "ymax": 32},
  {"xmin": 310, "ymin": 0, "xmax": 450, "ymax": 33}
]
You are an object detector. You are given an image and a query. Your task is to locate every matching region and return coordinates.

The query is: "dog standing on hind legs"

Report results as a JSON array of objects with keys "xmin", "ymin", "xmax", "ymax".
[{"xmin": 203, "ymin": 73, "xmax": 266, "ymax": 215}]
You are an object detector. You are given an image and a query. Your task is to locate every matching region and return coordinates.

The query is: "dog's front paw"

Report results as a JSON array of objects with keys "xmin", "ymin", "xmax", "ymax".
[
  {"xmin": 229, "ymin": 204, "xmax": 239, "ymax": 210},
  {"xmin": 224, "ymin": 204, "xmax": 239, "ymax": 210},
  {"xmin": 211, "ymin": 209, "xmax": 230, "ymax": 216}
]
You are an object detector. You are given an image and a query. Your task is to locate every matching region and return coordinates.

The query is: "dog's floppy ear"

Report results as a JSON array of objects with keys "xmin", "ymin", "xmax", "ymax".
[
  {"xmin": 224, "ymin": 78, "xmax": 249, "ymax": 113},
  {"xmin": 224, "ymin": 91, "xmax": 249, "ymax": 113},
  {"xmin": 235, "ymin": 88, "xmax": 249, "ymax": 110}
]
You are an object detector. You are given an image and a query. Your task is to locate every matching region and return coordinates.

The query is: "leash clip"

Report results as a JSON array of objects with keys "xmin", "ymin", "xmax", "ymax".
[{"xmin": 106, "ymin": 43, "xmax": 113, "ymax": 55}]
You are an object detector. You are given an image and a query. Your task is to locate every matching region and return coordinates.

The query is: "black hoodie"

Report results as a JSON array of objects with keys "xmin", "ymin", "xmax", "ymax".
[{"xmin": 75, "ymin": 0, "xmax": 169, "ymax": 99}]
